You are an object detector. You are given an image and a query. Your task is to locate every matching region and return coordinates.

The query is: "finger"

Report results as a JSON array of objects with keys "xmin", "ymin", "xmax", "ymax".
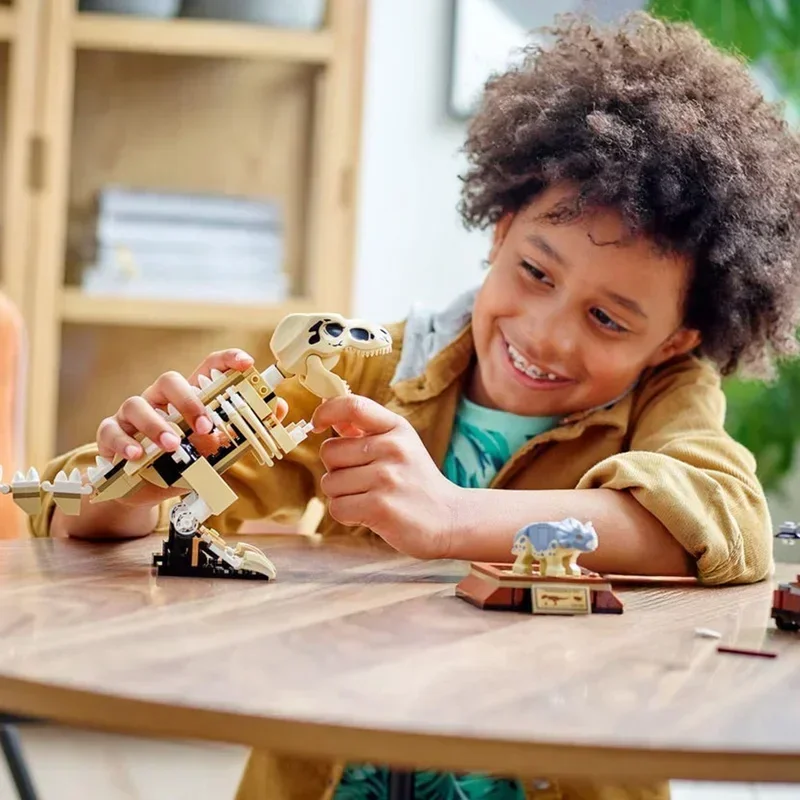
[
  {"xmin": 97, "ymin": 416, "xmax": 139, "ymax": 460},
  {"xmin": 273, "ymin": 397, "xmax": 289, "ymax": 423},
  {"xmin": 189, "ymin": 349, "xmax": 254, "ymax": 385},
  {"xmin": 97, "ymin": 401, "xmax": 180, "ymax": 461},
  {"xmin": 118, "ymin": 395, "xmax": 183, "ymax": 452},
  {"xmin": 142, "ymin": 371, "xmax": 214, "ymax": 434},
  {"xmin": 332, "ymin": 421, "xmax": 365, "ymax": 438},
  {"xmin": 312, "ymin": 395, "xmax": 400, "ymax": 437},
  {"xmin": 319, "ymin": 434, "xmax": 379, "ymax": 471},
  {"xmin": 327, "ymin": 494, "xmax": 369, "ymax": 527},
  {"xmin": 320, "ymin": 463, "xmax": 378, "ymax": 498}
]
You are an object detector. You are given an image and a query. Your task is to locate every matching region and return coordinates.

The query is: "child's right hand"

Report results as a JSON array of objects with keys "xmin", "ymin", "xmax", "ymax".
[{"xmin": 95, "ymin": 348, "xmax": 288, "ymax": 508}]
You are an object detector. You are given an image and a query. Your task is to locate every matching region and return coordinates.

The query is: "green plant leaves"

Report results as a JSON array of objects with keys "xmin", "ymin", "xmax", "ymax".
[
  {"xmin": 644, "ymin": 0, "xmax": 800, "ymax": 493},
  {"xmin": 647, "ymin": 0, "xmax": 800, "ymax": 105}
]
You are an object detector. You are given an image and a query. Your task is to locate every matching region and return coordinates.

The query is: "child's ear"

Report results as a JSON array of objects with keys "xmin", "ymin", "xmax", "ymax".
[
  {"xmin": 649, "ymin": 327, "xmax": 702, "ymax": 366},
  {"xmin": 488, "ymin": 212, "xmax": 515, "ymax": 264}
]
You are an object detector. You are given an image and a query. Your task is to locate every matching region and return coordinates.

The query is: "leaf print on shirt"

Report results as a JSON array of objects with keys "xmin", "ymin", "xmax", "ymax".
[
  {"xmin": 333, "ymin": 766, "xmax": 526, "ymax": 799},
  {"xmin": 459, "ymin": 420, "xmax": 510, "ymax": 475}
]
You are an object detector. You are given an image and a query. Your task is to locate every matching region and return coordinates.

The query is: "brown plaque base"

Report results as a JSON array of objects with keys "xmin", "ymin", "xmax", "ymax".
[{"xmin": 455, "ymin": 562, "xmax": 624, "ymax": 615}]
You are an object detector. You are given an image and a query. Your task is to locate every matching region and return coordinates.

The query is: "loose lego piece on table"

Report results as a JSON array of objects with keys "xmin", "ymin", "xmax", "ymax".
[
  {"xmin": 716, "ymin": 645, "xmax": 778, "ymax": 659},
  {"xmin": 694, "ymin": 627, "xmax": 722, "ymax": 639},
  {"xmin": 771, "ymin": 573, "xmax": 800, "ymax": 632},
  {"xmin": 769, "ymin": 520, "xmax": 800, "ymax": 632},
  {"xmin": 776, "ymin": 520, "xmax": 800, "ymax": 541},
  {"xmin": 85, "ymin": 312, "xmax": 392, "ymax": 581}
]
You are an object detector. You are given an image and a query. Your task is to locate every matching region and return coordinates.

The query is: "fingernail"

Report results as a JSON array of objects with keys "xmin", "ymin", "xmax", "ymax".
[
  {"xmin": 160, "ymin": 432, "xmax": 181, "ymax": 450},
  {"xmin": 195, "ymin": 416, "xmax": 212, "ymax": 434},
  {"xmin": 124, "ymin": 445, "xmax": 140, "ymax": 460}
]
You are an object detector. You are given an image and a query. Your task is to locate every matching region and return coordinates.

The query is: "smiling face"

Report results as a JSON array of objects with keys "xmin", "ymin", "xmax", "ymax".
[{"xmin": 468, "ymin": 184, "xmax": 701, "ymax": 417}]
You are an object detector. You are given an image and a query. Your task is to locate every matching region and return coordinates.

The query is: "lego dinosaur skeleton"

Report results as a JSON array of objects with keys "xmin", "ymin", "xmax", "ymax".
[
  {"xmin": 89, "ymin": 312, "xmax": 391, "ymax": 580},
  {"xmin": 1, "ymin": 312, "xmax": 391, "ymax": 581}
]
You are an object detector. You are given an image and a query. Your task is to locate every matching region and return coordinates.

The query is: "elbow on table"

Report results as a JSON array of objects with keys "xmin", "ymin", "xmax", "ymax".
[{"xmin": 693, "ymin": 518, "xmax": 774, "ymax": 586}]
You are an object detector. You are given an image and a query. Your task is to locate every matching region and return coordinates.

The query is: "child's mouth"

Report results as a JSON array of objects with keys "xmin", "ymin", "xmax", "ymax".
[{"xmin": 504, "ymin": 340, "xmax": 572, "ymax": 386}]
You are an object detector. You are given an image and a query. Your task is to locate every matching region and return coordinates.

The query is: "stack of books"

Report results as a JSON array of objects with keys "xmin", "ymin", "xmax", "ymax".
[{"xmin": 81, "ymin": 186, "xmax": 288, "ymax": 304}]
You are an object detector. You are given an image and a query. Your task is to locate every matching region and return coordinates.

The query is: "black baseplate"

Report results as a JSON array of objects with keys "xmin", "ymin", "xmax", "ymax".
[{"xmin": 152, "ymin": 524, "xmax": 271, "ymax": 581}]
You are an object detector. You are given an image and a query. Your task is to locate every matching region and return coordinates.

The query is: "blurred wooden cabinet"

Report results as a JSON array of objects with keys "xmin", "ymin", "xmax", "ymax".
[{"xmin": 1, "ymin": 0, "xmax": 367, "ymax": 469}]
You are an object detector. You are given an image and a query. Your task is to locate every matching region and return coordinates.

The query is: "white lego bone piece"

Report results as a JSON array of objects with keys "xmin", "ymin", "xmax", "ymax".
[
  {"xmin": 86, "ymin": 455, "xmax": 114, "ymax": 484},
  {"xmin": 197, "ymin": 373, "xmax": 213, "ymax": 389},
  {"xmin": 42, "ymin": 468, "xmax": 93, "ymax": 496},
  {"xmin": 260, "ymin": 364, "xmax": 286, "ymax": 390},
  {"xmin": 179, "ymin": 491, "xmax": 213, "ymax": 526},
  {"xmin": 210, "ymin": 368, "xmax": 224, "ymax": 381},
  {"xmin": 219, "ymin": 395, "xmax": 272, "ymax": 465},
  {"xmin": 289, "ymin": 421, "xmax": 315, "ymax": 444},
  {"xmin": 210, "ymin": 409, "xmax": 236, "ymax": 445},
  {"xmin": 228, "ymin": 389, "xmax": 280, "ymax": 460},
  {"xmin": 12, "ymin": 467, "xmax": 40, "ymax": 491},
  {"xmin": 171, "ymin": 446, "xmax": 191, "ymax": 464}
]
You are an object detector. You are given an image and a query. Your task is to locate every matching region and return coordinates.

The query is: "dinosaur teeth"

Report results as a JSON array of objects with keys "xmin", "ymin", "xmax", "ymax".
[{"xmin": 197, "ymin": 374, "xmax": 213, "ymax": 389}]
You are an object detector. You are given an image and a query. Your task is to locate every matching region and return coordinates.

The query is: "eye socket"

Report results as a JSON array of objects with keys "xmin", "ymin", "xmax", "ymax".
[
  {"xmin": 324, "ymin": 322, "xmax": 344, "ymax": 337},
  {"xmin": 350, "ymin": 327, "xmax": 373, "ymax": 341}
]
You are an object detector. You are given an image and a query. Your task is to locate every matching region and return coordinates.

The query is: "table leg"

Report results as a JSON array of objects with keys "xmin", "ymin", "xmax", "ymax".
[
  {"xmin": 0, "ymin": 721, "xmax": 40, "ymax": 800},
  {"xmin": 387, "ymin": 768, "xmax": 415, "ymax": 800}
]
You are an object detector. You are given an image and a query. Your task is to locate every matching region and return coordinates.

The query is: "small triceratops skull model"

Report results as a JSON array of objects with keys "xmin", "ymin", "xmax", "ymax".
[{"xmin": 270, "ymin": 313, "xmax": 392, "ymax": 399}]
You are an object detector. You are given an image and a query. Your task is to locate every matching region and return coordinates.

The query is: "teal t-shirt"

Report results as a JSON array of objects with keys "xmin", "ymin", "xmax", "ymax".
[
  {"xmin": 334, "ymin": 397, "xmax": 557, "ymax": 800},
  {"xmin": 443, "ymin": 396, "xmax": 558, "ymax": 489}
]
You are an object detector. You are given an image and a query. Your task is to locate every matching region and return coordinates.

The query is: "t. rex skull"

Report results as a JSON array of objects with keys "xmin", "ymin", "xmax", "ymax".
[{"xmin": 269, "ymin": 312, "xmax": 393, "ymax": 399}]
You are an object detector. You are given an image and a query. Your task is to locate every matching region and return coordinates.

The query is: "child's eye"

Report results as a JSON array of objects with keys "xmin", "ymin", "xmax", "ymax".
[
  {"xmin": 520, "ymin": 261, "xmax": 554, "ymax": 286},
  {"xmin": 591, "ymin": 308, "xmax": 628, "ymax": 333}
]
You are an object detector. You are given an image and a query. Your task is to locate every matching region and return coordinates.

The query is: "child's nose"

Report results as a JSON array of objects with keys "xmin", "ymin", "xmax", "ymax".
[{"xmin": 526, "ymin": 308, "xmax": 581, "ymax": 363}]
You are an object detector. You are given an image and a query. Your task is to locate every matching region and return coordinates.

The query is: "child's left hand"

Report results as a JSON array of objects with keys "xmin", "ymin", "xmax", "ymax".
[{"xmin": 311, "ymin": 394, "xmax": 462, "ymax": 560}]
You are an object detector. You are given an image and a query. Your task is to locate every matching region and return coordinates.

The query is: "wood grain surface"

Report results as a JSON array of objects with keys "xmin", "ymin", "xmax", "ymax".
[{"xmin": 0, "ymin": 534, "xmax": 797, "ymax": 784}]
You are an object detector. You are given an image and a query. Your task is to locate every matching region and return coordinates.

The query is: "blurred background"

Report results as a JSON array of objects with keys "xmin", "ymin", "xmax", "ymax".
[{"xmin": 0, "ymin": 0, "xmax": 798, "ymax": 557}]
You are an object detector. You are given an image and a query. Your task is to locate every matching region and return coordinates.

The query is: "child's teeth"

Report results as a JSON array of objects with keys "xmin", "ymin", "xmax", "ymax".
[{"xmin": 507, "ymin": 343, "xmax": 561, "ymax": 381}]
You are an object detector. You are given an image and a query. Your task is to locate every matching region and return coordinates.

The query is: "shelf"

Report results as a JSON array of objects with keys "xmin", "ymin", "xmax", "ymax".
[
  {"xmin": 60, "ymin": 288, "xmax": 317, "ymax": 329},
  {"xmin": 72, "ymin": 12, "xmax": 334, "ymax": 63},
  {"xmin": 0, "ymin": 7, "xmax": 15, "ymax": 41}
]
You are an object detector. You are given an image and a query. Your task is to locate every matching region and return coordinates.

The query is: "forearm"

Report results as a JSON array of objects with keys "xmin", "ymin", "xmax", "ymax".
[
  {"xmin": 51, "ymin": 494, "xmax": 158, "ymax": 540},
  {"xmin": 447, "ymin": 487, "xmax": 695, "ymax": 577}
]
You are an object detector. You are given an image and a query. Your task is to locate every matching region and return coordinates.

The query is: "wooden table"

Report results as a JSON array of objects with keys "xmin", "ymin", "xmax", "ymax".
[{"xmin": 0, "ymin": 534, "xmax": 797, "ymax": 786}]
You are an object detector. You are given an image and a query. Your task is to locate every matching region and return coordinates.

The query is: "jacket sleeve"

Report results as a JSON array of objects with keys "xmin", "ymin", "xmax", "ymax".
[
  {"xmin": 575, "ymin": 358, "xmax": 773, "ymax": 585},
  {"xmin": 28, "ymin": 346, "xmax": 372, "ymax": 539},
  {"xmin": 28, "ymin": 441, "xmax": 177, "ymax": 538}
]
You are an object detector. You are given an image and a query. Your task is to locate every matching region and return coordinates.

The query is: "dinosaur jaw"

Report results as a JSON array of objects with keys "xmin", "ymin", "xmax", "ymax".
[{"xmin": 345, "ymin": 343, "xmax": 392, "ymax": 358}]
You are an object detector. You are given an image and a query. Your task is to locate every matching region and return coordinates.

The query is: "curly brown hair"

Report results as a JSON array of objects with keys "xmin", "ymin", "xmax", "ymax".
[{"xmin": 458, "ymin": 11, "xmax": 800, "ymax": 378}]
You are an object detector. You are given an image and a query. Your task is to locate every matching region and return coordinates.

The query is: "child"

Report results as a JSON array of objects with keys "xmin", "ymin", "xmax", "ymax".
[{"xmin": 30, "ymin": 10, "xmax": 800, "ymax": 800}]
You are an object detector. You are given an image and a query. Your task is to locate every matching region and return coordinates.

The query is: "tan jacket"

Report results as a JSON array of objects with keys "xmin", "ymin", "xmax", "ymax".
[{"xmin": 29, "ymin": 311, "xmax": 773, "ymax": 800}]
